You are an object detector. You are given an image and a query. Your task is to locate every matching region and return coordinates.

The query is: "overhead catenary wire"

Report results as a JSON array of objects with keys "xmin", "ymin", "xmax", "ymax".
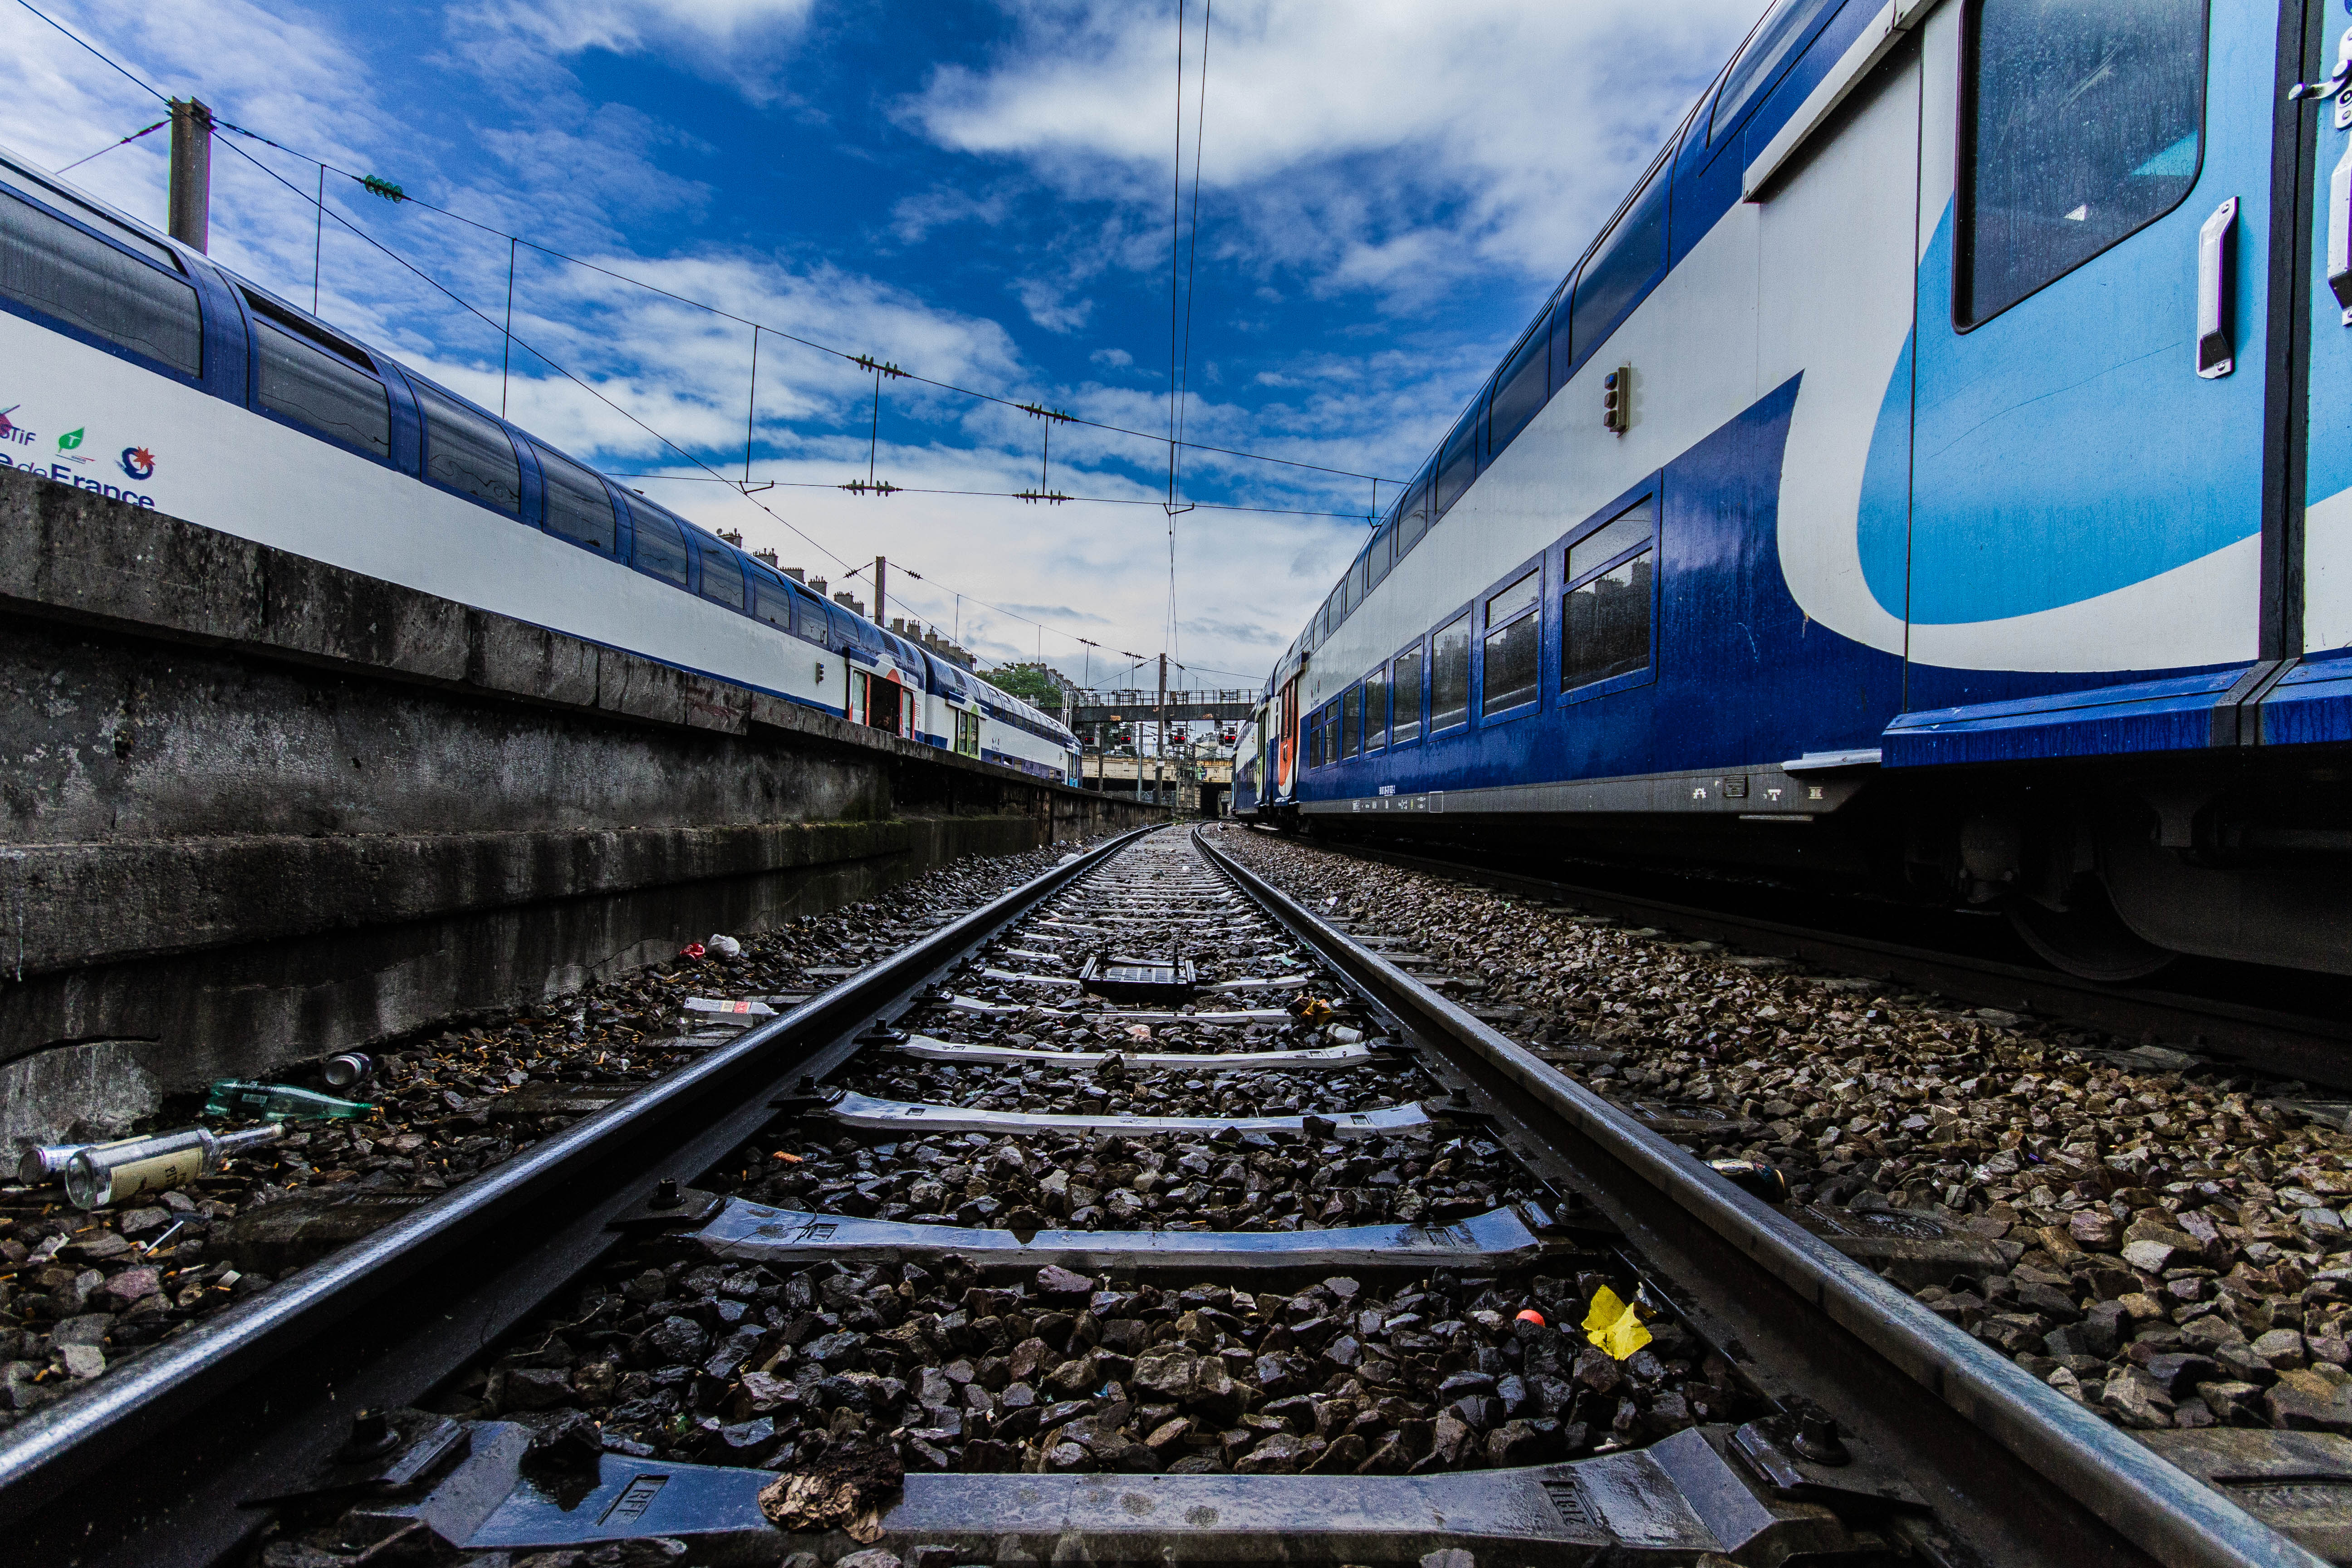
[
  {"xmin": 53, "ymin": 117, "xmax": 168, "ymax": 174},
  {"xmin": 605, "ymin": 470, "xmax": 1376, "ymax": 522},
  {"xmin": 1165, "ymin": 0, "xmax": 1213, "ymax": 675}
]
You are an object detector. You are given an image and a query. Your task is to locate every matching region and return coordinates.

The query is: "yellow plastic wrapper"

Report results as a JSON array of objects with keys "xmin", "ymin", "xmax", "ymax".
[{"xmin": 1582, "ymin": 1286, "xmax": 1653, "ymax": 1360}]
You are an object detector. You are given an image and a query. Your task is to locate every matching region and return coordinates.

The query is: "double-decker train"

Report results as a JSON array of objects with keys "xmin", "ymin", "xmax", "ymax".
[
  {"xmin": 1248, "ymin": 0, "xmax": 2352, "ymax": 980},
  {"xmin": 0, "ymin": 145, "xmax": 1081, "ymax": 784}
]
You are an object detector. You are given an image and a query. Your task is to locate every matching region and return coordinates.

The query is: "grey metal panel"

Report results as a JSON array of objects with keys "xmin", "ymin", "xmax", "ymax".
[
  {"xmin": 817, "ymin": 1088, "xmax": 1428, "ymax": 1138},
  {"xmin": 1298, "ymin": 763, "xmax": 1868, "ymax": 818},
  {"xmin": 696, "ymin": 1198, "xmax": 1548, "ymax": 1272},
  {"xmin": 891, "ymin": 1034, "xmax": 1371, "ymax": 1070}
]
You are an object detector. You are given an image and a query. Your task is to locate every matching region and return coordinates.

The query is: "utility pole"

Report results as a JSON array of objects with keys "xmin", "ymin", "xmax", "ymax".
[
  {"xmin": 167, "ymin": 98, "xmax": 212, "ymax": 254},
  {"xmin": 873, "ymin": 555, "xmax": 887, "ymax": 627},
  {"xmin": 1156, "ymin": 654, "xmax": 1168, "ymax": 809}
]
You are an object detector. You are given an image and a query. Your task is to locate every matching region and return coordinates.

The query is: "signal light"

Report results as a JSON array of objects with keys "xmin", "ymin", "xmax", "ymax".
[{"xmin": 1602, "ymin": 365, "xmax": 1630, "ymax": 434}]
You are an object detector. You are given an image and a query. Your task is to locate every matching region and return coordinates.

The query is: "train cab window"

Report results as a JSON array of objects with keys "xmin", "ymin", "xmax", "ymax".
[
  {"xmin": 534, "ymin": 444, "xmax": 616, "ymax": 552},
  {"xmin": 1391, "ymin": 644, "xmax": 1424, "ymax": 744},
  {"xmin": 1569, "ymin": 161, "xmax": 1669, "ymax": 363},
  {"xmin": 252, "ymin": 315, "xmax": 389, "ymax": 458},
  {"xmin": 1433, "ymin": 392, "xmax": 1487, "ymax": 519},
  {"xmin": 1709, "ymin": 0, "xmax": 1839, "ymax": 145},
  {"xmin": 696, "ymin": 538, "xmax": 745, "ymax": 611},
  {"xmin": 1342, "ymin": 685, "xmax": 1363, "ymax": 758},
  {"xmin": 1958, "ymin": 0, "xmax": 2206, "ymax": 327},
  {"xmin": 1431, "ymin": 613, "xmax": 1472, "ymax": 731},
  {"xmin": 626, "ymin": 497, "xmax": 691, "ymax": 586},
  {"xmin": 1481, "ymin": 568, "xmax": 1542, "ymax": 716},
  {"xmin": 1488, "ymin": 310, "xmax": 1553, "ymax": 460},
  {"xmin": 1563, "ymin": 499, "xmax": 1656, "ymax": 691},
  {"xmin": 0, "ymin": 186, "xmax": 202, "ymax": 377},
  {"xmin": 416, "ymin": 383, "xmax": 521, "ymax": 515},
  {"xmin": 1362, "ymin": 663, "xmax": 1391, "ymax": 752}
]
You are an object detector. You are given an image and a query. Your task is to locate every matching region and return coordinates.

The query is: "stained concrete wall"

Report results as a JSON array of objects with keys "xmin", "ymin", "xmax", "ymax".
[{"xmin": 0, "ymin": 467, "xmax": 1159, "ymax": 1143}]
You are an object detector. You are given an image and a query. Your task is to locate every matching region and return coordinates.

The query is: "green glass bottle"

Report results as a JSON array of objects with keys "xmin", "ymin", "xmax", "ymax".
[{"xmin": 204, "ymin": 1079, "xmax": 377, "ymax": 1122}]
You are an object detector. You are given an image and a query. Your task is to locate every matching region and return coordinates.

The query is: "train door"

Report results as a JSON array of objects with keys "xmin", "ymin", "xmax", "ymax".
[
  {"xmin": 2306, "ymin": 0, "xmax": 2352, "ymax": 652},
  {"xmin": 1897, "ymin": 0, "xmax": 2276, "ymax": 699},
  {"xmin": 1273, "ymin": 676, "xmax": 1299, "ymax": 802}
]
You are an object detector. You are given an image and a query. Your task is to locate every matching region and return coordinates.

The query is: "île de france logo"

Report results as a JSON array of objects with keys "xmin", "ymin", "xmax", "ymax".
[{"xmin": 119, "ymin": 446, "xmax": 155, "ymax": 480}]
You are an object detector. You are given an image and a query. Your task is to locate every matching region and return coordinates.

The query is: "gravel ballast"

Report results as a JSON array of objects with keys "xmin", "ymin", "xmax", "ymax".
[{"xmin": 1217, "ymin": 824, "xmax": 2352, "ymax": 1439}]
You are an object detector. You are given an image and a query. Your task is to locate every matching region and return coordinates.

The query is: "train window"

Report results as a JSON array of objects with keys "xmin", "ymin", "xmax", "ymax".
[
  {"xmin": 1563, "ymin": 500, "xmax": 1656, "ymax": 691},
  {"xmin": 1543, "ymin": 288, "xmax": 1576, "ymax": 413},
  {"xmin": 1488, "ymin": 312, "xmax": 1553, "ymax": 460},
  {"xmin": 788, "ymin": 588, "xmax": 826, "ymax": 644},
  {"xmin": 1368, "ymin": 519, "xmax": 1397, "ymax": 591},
  {"xmin": 1482, "ymin": 569, "xmax": 1542, "ymax": 716},
  {"xmin": 1351, "ymin": 551, "xmax": 1372, "ymax": 607},
  {"xmin": 1391, "ymin": 645, "xmax": 1424, "ymax": 743},
  {"xmin": 5, "ymin": 173, "xmax": 182, "ymax": 272},
  {"xmin": 1568, "ymin": 500, "xmax": 1653, "ymax": 582},
  {"xmin": 696, "ymin": 540, "xmax": 743, "ymax": 611},
  {"xmin": 416, "ymin": 383, "xmax": 522, "ymax": 515},
  {"xmin": 626, "ymin": 497, "xmax": 691, "ymax": 586},
  {"xmin": 1431, "ymin": 613, "xmax": 1472, "ymax": 731},
  {"xmin": 1362, "ymin": 663, "xmax": 1390, "ymax": 751},
  {"xmin": 0, "ymin": 188, "xmax": 202, "ymax": 377},
  {"xmin": 1709, "ymin": 0, "xmax": 1839, "ymax": 145},
  {"xmin": 752, "ymin": 576, "xmax": 796, "ymax": 632},
  {"xmin": 243, "ymin": 291, "xmax": 374, "ymax": 369},
  {"xmin": 1343, "ymin": 685, "xmax": 1363, "ymax": 758},
  {"xmin": 1569, "ymin": 162, "xmax": 1668, "ymax": 363},
  {"xmin": 535, "ymin": 444, "xmax": 615, "ymax": 552},
  {"xmin": 1398, "ymin": 467, "xmax": 1434, "ymax": 555},
  {"xmin": 253, "ymin": 318, "xmax": 389, "ymax": 458},
  {"xmin": 1958, "ymin": 0, "xmax": 2206, "ymax": 327},
  {"xmin": 1433, "ymin": 393, "xmax": 1487, "ymax": 519}
]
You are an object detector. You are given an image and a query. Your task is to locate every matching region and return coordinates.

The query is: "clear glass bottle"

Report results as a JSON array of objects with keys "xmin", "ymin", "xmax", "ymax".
[
  {"xmin": 204, "ymin": 1079, "xmax": 376, "ymax": 1122},
  {"xmin": 64, "ymin": 1124, "xmax": 284, "ymax": 1210}
]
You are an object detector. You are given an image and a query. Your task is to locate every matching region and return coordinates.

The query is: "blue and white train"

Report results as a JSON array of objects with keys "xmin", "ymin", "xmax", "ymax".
[
  {"xmin": 1252, "ymin": 0, "xmax": 2352, "ymax": 980},
  {"xmin": 0, "ymin": 145, "xmax": 1081, "ymax": 785}
]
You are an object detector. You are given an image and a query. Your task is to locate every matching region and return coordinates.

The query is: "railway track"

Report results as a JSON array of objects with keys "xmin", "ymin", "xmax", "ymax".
[{"xmin": 0, "ymin": 825, "xmax": 2315, "ymax": 1568}]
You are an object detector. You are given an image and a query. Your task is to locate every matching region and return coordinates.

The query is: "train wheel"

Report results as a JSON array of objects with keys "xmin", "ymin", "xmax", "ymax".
[{"xmin": 2005, "ymin": 882, "xmax": 2175, "ymax": 983}]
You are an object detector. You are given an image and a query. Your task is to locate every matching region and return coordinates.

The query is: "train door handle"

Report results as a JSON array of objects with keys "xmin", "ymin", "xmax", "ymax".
[
  {"xmin": 2332, "ymin": 141, "xmax": 2352, "ymax": 325},
  {"xmin": 2197, "ymin": 197, "xmax": 2237, "ymax": 379}
]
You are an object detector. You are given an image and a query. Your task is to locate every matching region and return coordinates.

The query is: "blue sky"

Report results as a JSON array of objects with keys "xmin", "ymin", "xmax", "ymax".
[{"xmin": 2, "ymin": 0, "xmax": 1757, "ymax": 689}]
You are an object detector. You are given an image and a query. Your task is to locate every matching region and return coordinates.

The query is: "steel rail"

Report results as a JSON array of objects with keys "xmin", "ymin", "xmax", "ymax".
[
  {"xmin": 1194, "ymin": 824, "xmax": 2320, "ymax": 1568},
  {"xmin": 1270, "ymin": 830, "xmax": 2352, "ymax": 1088},
  {"xmin": 0, "ymin": 826, "xmax": 1155, "ymax": 1568}
]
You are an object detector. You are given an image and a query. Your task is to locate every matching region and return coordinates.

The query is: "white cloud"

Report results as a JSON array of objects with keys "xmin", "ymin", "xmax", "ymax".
[
  {"xmin": 1090, "ymin": 346, "xmax": 1132, "ymax": 367},
  {"xmin": 1011, "ymin": 275, "xmax": 1093, "ymax": 333},
  {"xmin": 912, "ymin": 0, "xmax": 1759, "ymax": 299},
  {"xmin": 455, "ymin": 0, "xmax": 818, "ymax": 98}
]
